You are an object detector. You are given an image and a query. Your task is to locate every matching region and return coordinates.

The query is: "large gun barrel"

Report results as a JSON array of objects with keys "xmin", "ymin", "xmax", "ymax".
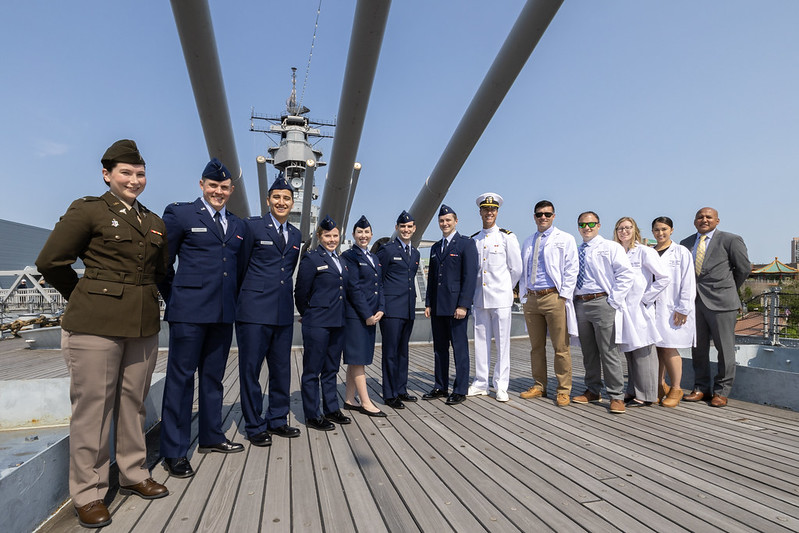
[
  {"xmin": 170, "ymin": 0, "xmax": 250, "ymax": 217},
  {"xmin": 406, "ymin": 0, "xmax": 562, "ymax": 243},
  {"xmin": 316, "ymin": 0, "xmax": 391, "ymax": 234}
]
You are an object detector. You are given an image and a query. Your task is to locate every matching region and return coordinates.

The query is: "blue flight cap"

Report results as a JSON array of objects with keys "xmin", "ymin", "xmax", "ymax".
[
  {"xmin": 319, "ymin": 215, "xmax": 337, "ymax": 231},
  {"xmin": 353, "ymin": 215, "xmax": 371, "ymax": 231},
  {"xmin": 438, "ymin": 204, "xmax": 456, "ymax": 217},
  {"xmin": 269, "ymin": 176, "xmax": 294, "ymax": 193},
  {"xmin": 396, "ymin": 210, "xmax": 414, "ymax": 224},
  {"xmin": 202, "ymin": 158, "xmax": 231, "ymax": 182}
]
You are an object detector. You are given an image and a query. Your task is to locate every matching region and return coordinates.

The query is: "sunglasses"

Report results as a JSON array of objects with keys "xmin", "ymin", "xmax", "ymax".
[
  {"xmin": 534, "ymin": 212, "xmax": 554, "ymax": 219},
  {"xmin": 578, "ymin": 222, "xmax": 598, "ymax": 228}
]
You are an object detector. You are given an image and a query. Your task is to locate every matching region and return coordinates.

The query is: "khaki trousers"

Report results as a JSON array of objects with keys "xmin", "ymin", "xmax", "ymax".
[
  {"xmin": 522, "ymin": 291, "xmax": 572, "ymax": 394},
  {"xmin": 62, "ymin": 330, "xmax": 159, "ymax": 506}
]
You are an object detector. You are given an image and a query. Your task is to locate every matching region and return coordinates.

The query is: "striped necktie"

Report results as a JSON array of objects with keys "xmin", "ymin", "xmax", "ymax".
[
  {"xmin": 576, "ymin": 243, "xmax": 587, "ymax": 290},
  {"xmin": 695, "ymin": 235, "xmax": 707, "ymax": 276}
]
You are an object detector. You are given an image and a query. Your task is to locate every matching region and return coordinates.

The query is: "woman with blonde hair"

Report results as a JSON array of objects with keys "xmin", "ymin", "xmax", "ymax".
[{"xmin": 613, "ymin": 217, "xmax": 669, "ymax": 406}]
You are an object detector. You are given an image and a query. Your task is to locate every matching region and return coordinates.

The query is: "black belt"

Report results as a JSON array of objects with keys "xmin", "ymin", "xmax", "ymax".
[{"xmin": 84, "ymin": 268, "xmax": 156, "ymax": 285}]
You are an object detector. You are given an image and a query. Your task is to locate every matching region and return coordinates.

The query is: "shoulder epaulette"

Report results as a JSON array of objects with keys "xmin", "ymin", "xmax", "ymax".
[
  {"xmin": 171, "ymin": 201, "xmax": 192, "ymax": 206},
  {"xmin": 470, "ymin": 231, "xmax": 480, "ymax": 238},
  {"xmin": 247, "ymin": 215, "xmax": 263, "ymax": 221},
  {"xmin": 80, "ymin": 196, "xmax": 101, "ymax": 202},
  {"xmin": 499, "ymin": 228, "xmax": 513, "ymax": 235}
]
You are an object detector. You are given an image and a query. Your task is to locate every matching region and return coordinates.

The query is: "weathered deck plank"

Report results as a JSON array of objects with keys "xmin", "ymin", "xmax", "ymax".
[{"xmin": 7, "ymin": 334, "xmax": 799, "ymax": 533}]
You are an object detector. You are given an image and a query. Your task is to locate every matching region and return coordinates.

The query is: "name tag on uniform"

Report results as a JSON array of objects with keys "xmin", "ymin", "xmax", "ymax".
[
  {"xmin": 260, "ymin": 240, "xmax": 274, "ymax": 245},
  {"xmin": 393, "ymin": 256, "xmax": 402, "ymax": 261},
  {"xmin": 317, "ymin": 265, "xmax": 328, "ymax": 271},
  {"xmin": 191, "ymin": 227, "xmax": 208, "ymax": 232},
  {"xmin": 359, "ymin": 262, "xmax": 368, "ymax": 266}
]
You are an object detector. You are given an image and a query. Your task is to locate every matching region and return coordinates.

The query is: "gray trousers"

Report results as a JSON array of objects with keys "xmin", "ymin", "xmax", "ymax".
[
  {"xmin": 624, "ymin": 344, "xmax": 658, "ymax": 402},
  {"xmin": 693, "ymin": 297, "xmax": 737, "ymax": 397},
  {"xmin": 575, "ymin": 297, "xmax": 624, "ymax": 400}
]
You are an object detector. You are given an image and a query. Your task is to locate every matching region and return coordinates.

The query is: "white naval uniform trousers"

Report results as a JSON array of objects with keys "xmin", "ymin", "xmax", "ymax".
[{"xmin": 472, "ymin": 226, "xmax": 522, "ymax": 392}]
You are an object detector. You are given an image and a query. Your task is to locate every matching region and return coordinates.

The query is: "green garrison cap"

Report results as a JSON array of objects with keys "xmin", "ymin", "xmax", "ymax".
[{"xmin": 101, "ymin": 139, "xmax": 145, "ymax": 166}]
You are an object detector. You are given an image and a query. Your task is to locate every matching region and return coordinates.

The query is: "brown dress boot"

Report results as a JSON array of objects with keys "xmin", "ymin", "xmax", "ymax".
[{"xmin": 661, "ymin": 387, "xmax": 683, "ymax": 408}]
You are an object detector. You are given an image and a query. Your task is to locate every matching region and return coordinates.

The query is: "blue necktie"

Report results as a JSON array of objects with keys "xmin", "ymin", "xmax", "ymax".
[
  {"xmin": 214, "ymin": 211, "xmax": 225, "ymax": 238},
  {"xmin": 576, "ymin": 243, "xmax": 587, "ymax": 290}
]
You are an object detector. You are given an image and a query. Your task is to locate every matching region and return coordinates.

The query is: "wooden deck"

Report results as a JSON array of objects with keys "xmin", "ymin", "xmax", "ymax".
[{"xmin": 6, "ymin": 335, "xmax": 799, "ymax": 532}]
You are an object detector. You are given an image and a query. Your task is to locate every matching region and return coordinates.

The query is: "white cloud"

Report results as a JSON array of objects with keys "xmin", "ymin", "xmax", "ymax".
[{"xmin": 34, "ymin": 141, "xmax": 69, "ymax": 158}]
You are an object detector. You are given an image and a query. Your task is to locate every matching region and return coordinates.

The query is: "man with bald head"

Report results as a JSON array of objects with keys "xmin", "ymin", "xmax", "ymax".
[{"xmin": 680, "ymin": 207, "xmax": 750, "ymax": 407}]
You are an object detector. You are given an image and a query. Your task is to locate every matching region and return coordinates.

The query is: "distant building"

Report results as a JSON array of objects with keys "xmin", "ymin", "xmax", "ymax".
[
  {"xmin": 792, "ymin": 237, "xmax": 799, "ymax": 264},
  {"xmin": 0, "ymin": 219, "xmax": 51, "ymax": 271}
]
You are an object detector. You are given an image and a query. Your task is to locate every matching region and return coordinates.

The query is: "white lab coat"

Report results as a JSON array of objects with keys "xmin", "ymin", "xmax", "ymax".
[
  {"xmin": 473, "ymin": 226, "xmax": 522, "ymax": 308},
  {"xmin": 654, "ymin": 243, "xmax": 696, "ymax": 348},
  {"xmin": 579, "ymin": 236, "xmax": 635, "ymax": 344},
  {"xmin": 519, "ymin": 227, "xmax": 579, "ymax": 337},
  {"xmin": 619, "ymin": 245, "xmax": 670, "ymax": 352}
]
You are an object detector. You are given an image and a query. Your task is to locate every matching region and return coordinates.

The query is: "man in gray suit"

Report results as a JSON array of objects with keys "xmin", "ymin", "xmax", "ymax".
[{"xmin": 680, "ymin": 207, "xmax": 750, "ymax": 407}]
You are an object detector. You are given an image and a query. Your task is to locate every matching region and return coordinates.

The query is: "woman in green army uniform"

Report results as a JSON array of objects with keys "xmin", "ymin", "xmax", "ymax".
[{"xmin": 36, "ymin": 139, "xmax": 170, "ymax": 529}]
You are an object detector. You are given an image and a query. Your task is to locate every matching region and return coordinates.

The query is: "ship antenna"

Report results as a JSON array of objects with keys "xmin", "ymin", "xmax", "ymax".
[
  {"xmin": 298, "ymin": 0, "xmax": 322, "ymax": 112},
  {"xmin": 286, "ymin": 67, "xmax": 298, "ymax": 114}
]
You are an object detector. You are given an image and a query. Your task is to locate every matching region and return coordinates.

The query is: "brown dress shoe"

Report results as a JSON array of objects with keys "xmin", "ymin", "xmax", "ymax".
[
  {"xmin": 520, "ymin": 387, "xmax": 545, "ymax": 399},
  {"xmin": 710, "ymin": 394, "xmax": 728, "ymax": 407},
  {"xmin": 682, "ymin": 390, "xmax": 705, "ymax": 402},
  {"xmin": 572, "ymin": 390, "xmax": 602, "ymax": 404},
  {"xmin": 609, "ymin": 399, "xmax": 626, "ymax": 414},
  {"xmin": 555, "ymin": 393, "xmax": 570, "ymax": 407},
  {"xmin": 75, "ymin": 500, "xmax": 111, "ymax": 528},
  {"xmin": 120, "ymin": 477, "xmax": 169, "ymax": 499},
  {"xmin": 660, "ymin": 387, "xmax": 683, "ymax": 408}
]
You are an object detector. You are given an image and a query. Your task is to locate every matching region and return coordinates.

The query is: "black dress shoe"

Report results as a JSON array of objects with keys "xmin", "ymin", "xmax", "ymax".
[
  {"xmin": 445, "ymin": 393, "xmax": 466, "ymax": 405},
  {"xmin": 198, "ymin": 439, "xmax": 245, "ymax": 454},
  {"xmin": 163, "ymin": 457, "xmax": 195, "ymax": 478},
  {"xmin": 306, "ymin": 417, "xmax": 335, "ymax": 431},
  {"xmin": 268, "ymin": 424, "xmax": 301, "ymax": 438},
  {"xmin": 342, "ymin": 402, "xmax": 361, "ymax": 411},
  {"xmin": 422, "ymin": 388, "xmax": 447, "ymax": 400},
  {"xmin": 324, "ymin": 410, "xmax": 352, "ymax": 425},
  {"xmin": 385, "ymin": 397, "xmax": 406, "ymax": 409},
  {"xmin": 249, "ymin": 431, "xmax": 273, "ymax": 447},
  {"xmin": 398, "ymin": 393, "xmax": 418, "ymax": 403},
  {"xmin": 359, "ymin": 406, "xmax": 388, "ymax": 417}
]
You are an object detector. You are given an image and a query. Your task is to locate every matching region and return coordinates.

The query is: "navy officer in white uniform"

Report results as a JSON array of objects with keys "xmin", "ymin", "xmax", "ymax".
[
  {"xmin": 236, "ymin": 176, "xmax": 302, "ymax": 446},
  {"xmin": 469, "ymin": 193, "xmax": 522, "ymax": 402},
  {"xmin": 159, "ymin": 158, "xmax": 247, "ymax": 478}
]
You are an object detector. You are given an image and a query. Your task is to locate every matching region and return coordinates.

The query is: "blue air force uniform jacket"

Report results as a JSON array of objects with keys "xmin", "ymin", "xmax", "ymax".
[
  {"xmin": 237, "ymin": 216, "xmax": 302, "ymax": 325},
  {"xmin": 158, "ymin": 198, "xmax": 246, "ymax": 324},
  {"xmin": 341, "ymin": 246, "xmax": 385, "ymax": 320},
  {"xmin": 294, "ymin": 246, "xmax": 350, "ymax": 327},
  {"xmin": 425, "ymin": 232, "xmax": 478, "ymax": 316},
  {"xmin": 376, "ymin": 238, "xmax": 420, "ymax": 320}
]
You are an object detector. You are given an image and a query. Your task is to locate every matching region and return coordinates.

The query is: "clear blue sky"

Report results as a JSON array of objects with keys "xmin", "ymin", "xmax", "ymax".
[{"xmin": 2, "ymin": 1, "xmax": 797, "ymax": 263}]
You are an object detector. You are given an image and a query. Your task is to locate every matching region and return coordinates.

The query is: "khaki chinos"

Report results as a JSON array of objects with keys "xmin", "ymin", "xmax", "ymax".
[{"xmin": 523, "ymin": 289, "xmax": 572, "ymax": 395}]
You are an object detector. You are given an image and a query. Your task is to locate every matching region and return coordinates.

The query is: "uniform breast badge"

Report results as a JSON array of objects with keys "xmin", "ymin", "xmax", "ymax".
[{"xmin": 111, "ymin": 219, "xmax": 119, "ymax": 227}]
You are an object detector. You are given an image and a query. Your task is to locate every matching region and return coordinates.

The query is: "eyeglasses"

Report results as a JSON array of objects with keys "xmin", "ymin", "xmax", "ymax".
[
  {"xmin": 616, "ymin": 225, "xmax": 633, "ymax": 232},
  {"xmin": 534, "ymin": 212, "xmax": 554, "ymax": 219},
  {"xmin": 578, "ymin": 222, "xmax": 598, "ymax": 229}
]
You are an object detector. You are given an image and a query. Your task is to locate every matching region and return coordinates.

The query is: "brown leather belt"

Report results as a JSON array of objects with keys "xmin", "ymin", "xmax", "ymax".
[
  {"xmin": 574, "ymin": 292, "xmax": 608, "ymax": 301},
  {"xmin": 528, "ymin": 287, "xmax": 558, "ymax": 297}
]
